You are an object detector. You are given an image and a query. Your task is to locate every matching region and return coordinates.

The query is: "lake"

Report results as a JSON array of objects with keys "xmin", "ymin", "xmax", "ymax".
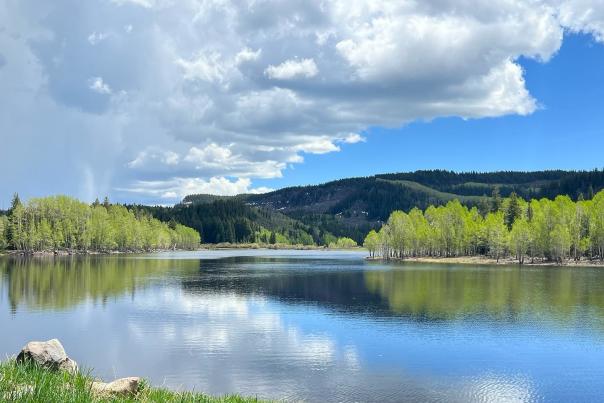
[{"xmin": 1, "ymin": 250, "xmax": 604, "ymax": 402}]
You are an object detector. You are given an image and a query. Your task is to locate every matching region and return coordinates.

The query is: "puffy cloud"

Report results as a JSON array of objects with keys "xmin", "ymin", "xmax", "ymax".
[
  {"xmin": 235, "ymin": 47, "xmax": 262, "ymax": 65},
  {"xmin": 128, "ymin": 149, "xmax": 180, "ymax": 168},
  {"xmin": 265, "ymin": 58, "xmax": 319, "ymax": 80},
  {"xmin": 88, "ymin": 77, "xmax": 112, "ymax": 94},
  {"xmin": 121, "ymin": 177, "xmax": 272, "ymax": 200},
  {"xmin": 556, "ymin": 0, "xmax": 604, "ymax": 41},
  {"xmin": 339, "ymin": 133, "xmax": 365, "ymax": 144},
  {"xmin": 1, "ymin": 0, "xmax": 604, "ymax": 203}
]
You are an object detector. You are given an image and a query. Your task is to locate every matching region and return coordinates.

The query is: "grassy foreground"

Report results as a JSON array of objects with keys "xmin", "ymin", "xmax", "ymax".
[{"xmin": 0, "ymin": 360, "xmax": 266, "ymax": 403}]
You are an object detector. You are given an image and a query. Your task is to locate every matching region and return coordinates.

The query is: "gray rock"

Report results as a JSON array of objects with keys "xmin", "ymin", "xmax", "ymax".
[
  {"xmin": 16, "ymin": 339, "xmax": 78, "ymax": 373},
  {"xmin": 91, "ymin": 377, "xmax": 141, "ymax": 396}
]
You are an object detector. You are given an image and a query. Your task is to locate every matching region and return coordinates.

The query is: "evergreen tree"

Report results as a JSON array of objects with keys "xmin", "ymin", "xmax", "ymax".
[
  {"xmin": 504, "ymin": 192, "xmax": 522, "ymax": 230},
  {"xmin": 491, "ymin": 186, "xmax": 502, "ymax": 213},
  {"xmin": 478, "ymin": 195, "xmax": 491, "ymax": 217}
]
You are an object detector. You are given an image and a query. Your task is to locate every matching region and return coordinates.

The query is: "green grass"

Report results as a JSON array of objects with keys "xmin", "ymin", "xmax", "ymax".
[{"xmin": 0, "ymin": 360, "xmax": 268, "ymax": 403}]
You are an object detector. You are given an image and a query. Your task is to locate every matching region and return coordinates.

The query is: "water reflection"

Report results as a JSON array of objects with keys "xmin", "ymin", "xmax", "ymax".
[
  {"xmin": 1, "ymin": 253, "xmax": 604, "ymax": 401},
  {"xmin": 0, "ymin": 257, "xmax": 198, "ymax": 312},
  {"xmin": 364, "ymin": 264, "xmax": 604, "ymax": 323},
  {"xmin": 182, "ymin": 257, "xmax": 604, "ymax": 326}
]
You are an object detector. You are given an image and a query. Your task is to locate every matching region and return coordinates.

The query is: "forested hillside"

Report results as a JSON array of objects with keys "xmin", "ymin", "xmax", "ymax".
[
  {"xmin": 168, "ymin": 170, "xmax": 604, "ymax": 245},
  {"xmin": 5, "ymin": 170, "xmax": 603, "ymax": 250},
  {"xmin": 242, "ymin": 169, "xmax": 604, "ymax": 243},
  {"xmin": 131, "ymin": 200, "xmax": 323, "ymax": 245}
]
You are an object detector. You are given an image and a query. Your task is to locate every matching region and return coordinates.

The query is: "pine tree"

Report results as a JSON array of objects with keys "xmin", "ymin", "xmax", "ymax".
[
  {"xmin": 9, "ymin": 193, "xmax": 22, "ymax": 214},
  {"xmin": 478, "ymin": 195, "xmax": 490, "ymax": 217},
  {"xmin": 491, "ymin": 186, "xmax": 502, "ymax": 212},
  {"xmin": 504, "ymin": 192, "xmax": 522, "ymax": 230}
]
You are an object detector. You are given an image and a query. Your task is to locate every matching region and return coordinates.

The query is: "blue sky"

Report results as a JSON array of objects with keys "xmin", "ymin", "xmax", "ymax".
[
  {"xmin": 2, "ymin": 1, "xmax": 604, "ymax": 205},
  {"xmin": 257, "ymin": 33, "xmax": 604, "ymax": 190}
]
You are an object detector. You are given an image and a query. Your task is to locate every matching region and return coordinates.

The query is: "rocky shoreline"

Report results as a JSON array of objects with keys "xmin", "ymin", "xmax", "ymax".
[{"xmin": 1, "ymin": 339, "xmax": 264, "ymax": 402}]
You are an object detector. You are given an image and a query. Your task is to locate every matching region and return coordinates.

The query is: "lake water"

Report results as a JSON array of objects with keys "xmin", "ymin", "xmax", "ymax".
[{"xmin": 2, "ymin": 250, "xmax": 604, "ymax": 402}]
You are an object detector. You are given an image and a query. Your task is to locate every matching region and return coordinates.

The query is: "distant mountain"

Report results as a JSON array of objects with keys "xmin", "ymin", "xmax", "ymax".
[{"xmin": 155, "ymin": 169, "xmax": 604, "ymax": 244}]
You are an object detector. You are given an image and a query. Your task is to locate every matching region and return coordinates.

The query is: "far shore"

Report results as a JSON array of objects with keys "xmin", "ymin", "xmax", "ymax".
[
  {"xmin": 198, "ymin": 242, "xmax": 364, "ymax": 251},
  {"xmin": 0, "ymin": 244, "xmax": 365, "ymax": 257},
  {"xmin": 366, "ymin": 255, "xmax": 604, "ymax": 268}
]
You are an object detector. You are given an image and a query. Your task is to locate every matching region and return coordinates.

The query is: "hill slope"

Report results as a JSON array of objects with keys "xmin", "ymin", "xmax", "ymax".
[{"xmin": 171, "ymin": 169, "xmax": 604, "ymax": 244}]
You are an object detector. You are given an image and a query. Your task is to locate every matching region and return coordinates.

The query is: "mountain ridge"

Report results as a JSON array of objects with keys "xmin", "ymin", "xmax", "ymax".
[{"xmin": 157, "ymin": 169, "xmax": 604, "ymax": 244}]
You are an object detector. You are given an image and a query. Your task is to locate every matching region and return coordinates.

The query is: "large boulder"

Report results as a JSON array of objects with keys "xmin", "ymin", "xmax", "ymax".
[
  {"xmin": 91, "ymin": 377, "xmax": 141, "ymax": 396},
  {"xmin": 16, "ymin": 339, "xmax": 78, "ymax": 373}
]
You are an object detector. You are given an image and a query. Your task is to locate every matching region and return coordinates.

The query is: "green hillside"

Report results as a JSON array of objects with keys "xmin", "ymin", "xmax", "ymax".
[{"xmin": 145, "ymin": 169, "xmax": 604, "ymax": 245}]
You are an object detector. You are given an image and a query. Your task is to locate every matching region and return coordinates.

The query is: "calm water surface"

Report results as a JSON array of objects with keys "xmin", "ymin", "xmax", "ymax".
[{"xmin": 2, "ymin": 250, "xmax": 604, "ymax": 402}]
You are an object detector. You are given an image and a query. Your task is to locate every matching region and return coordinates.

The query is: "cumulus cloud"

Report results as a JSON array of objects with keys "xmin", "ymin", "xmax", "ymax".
[
  {"xmin": 1, "ymin": 0, "xmax": 604, "ymax": 203},
  {"xmin": 235, "ymin": 47, "xmax": 261, "ymax": 65},
  {"xmin": 556, "ymin": 0, "xmax": 604, "ymax": 41},
  {"xmin": 265, "ymin": 58, "xmax": 319, "ymax": 80},
  {"xmin": 122, "ymin": 177, "xmax": 272, "ymax": 199}
]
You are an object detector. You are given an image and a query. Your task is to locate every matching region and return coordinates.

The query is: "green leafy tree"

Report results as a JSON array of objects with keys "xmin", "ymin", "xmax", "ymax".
[
  {"xmin": 0, "ymin": 216, "xmax": 8, "ymax": 250},
  {"xmin": 3, "ymin": 195, "xmax": 200, "ymax": 252},
  {"xmin": 363, "ymin": 230, "xmax": 380, "ymax": 257},
  {"xmin": 330, "ymin": 237, "xmax": 357, "ymax": 249},
  {"xmin": 509, "ymin": 218, "xmax": 531, "ymax": 264}
]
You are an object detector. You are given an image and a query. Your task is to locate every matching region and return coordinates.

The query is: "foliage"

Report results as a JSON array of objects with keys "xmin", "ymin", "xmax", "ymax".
[
  {"xmin": 241, "ymin": 169, "xmax": 604, "ymax": 243},
  {"xmin": 4, "ymin": 195, "xmax": 200, "ymax": 252},
  {"xmin": 368, "ymin": 190, "xmax": 604, "ymax": 263},
  {"xmin": 136, "ymin": 200, "xmax": 320, "ymax": 246},
  {"xmin": 0, "ymin": 360, "xmax": 266, "ymax": 402},
  {"xmin": 329, "ymin": 237, "xmax": 358, "ymax": 249},
  {"xmin": 0, "ymin": 215, "xmax": 8, "ymax": 250},
  {"xmin": 363, "ymin": 230, "xmax": 380, "ymax": 257}
]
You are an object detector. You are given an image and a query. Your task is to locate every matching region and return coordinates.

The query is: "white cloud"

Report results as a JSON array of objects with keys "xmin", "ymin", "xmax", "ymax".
[
  {"xmin": 294, "ymin": 138, "xmax": 340, "ymax": 154},
  {"xmin": 265, "ymin": 58, "xmax": 318, "ymax": 80},
  {"xmin": 2, "ymin": 0, "xmax": 604, "ymax": 203},
  {"xmin": 88, "ymin": 76, "xmax": 112, "ymax": 94},
  {"xmin": 123, "ymin": 177, "xmax": 272, "ymax": 200},
  {"xmin": 175, "ymin": 52, "xmax": 227, "ymax": 83},
  {"xmin": 128, "ymin": 149, "xmax": 180, "ymax": 168},
  {"xmin": 87, "ymin": 31, "xmax": 110, "ymax": 45},
  {"xmin": 339, "ymin": 133, "xmax": 365, "ymax": 144},
  {"xmin": 235, "ymin": 47, "xmax": 261, "ymax": 65},
  {"xmin": 184, "ymin": 143, "xmax": 233, "ymax": 168},
  {"xmin": 557, "ymin": 0, "xmax": 604, "ymax": 42}
]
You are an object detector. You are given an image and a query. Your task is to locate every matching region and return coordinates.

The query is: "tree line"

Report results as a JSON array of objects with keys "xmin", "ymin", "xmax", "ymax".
[
  {"xmin": 0, "ymin": 195, "xmax": 201, "ymax": 252},
  {"xmin": 364, "ymin": 189, "xmax": 604, "ymax": 264},
  {"xmin": 133, "ymin": 200, "xmax": 323, "ymax": 245}
]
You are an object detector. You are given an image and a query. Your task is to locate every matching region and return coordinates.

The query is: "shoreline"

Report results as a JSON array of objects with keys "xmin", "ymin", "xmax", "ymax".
[
  {"xmin": 0, "ymin": 249, "xmax": 191, "ymax": 257},
  {"xmin": 366, "ymin": 255, "xmax": 604, "ymax": 268},
  {"xmin": 0, "ymin": 359, "xmax": 264, "ymax": 402},
  {"xmin": 0, "ymin": 245, "xmax": 364, "ymax": 257},
  {"xmin": 198, "ymin": 242, "xmax": 364, "ymax": 251}
]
